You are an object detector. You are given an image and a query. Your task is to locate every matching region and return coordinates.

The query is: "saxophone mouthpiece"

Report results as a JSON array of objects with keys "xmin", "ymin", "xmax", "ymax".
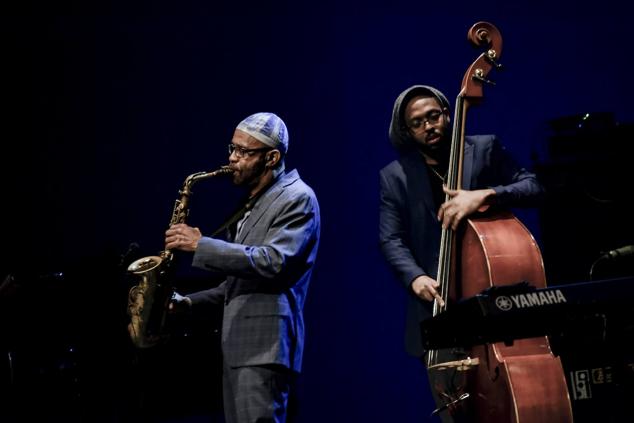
[{"xmin": 219, "ymin": 165, "xmax": 234, "ymax": 174}]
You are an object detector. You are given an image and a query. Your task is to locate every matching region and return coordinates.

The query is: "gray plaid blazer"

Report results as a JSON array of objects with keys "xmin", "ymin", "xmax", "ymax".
[{"xmin": 188, "ymin": 169, "xmax": 320, "ymax": 372}]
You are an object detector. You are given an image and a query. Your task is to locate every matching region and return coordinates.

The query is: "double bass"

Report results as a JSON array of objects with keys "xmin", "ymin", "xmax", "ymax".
[{"xmin": 425, "ymin": 22, "xmax": 573, "ymax": 422}]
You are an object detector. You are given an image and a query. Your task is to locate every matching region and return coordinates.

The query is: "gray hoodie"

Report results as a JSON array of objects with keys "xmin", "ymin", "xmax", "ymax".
[{"xmin": 388, "ymin": 84, "xmax": 451, "ymax": 152}]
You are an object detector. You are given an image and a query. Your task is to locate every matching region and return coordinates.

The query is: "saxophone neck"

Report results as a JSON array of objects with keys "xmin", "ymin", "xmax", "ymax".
[
  {"xmin": 170, "ymin": 166, "xmax": 234, "ymax": 226},
  {"xmin": 184, "ymin": 166, "xmax": 234, "ymax": 187}
]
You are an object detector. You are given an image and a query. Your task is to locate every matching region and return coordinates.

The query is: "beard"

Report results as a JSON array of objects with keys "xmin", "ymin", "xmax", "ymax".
[
  {"xmin": 231, "ymin": 155, "xmax": 268, "ymax": 189},
  {"xmin": 419, "ymin": 135, "xmax": 451, "ymax": 165}
]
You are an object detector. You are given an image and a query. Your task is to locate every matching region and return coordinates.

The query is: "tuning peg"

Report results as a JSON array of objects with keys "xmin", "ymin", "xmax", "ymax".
[
  {"xmin": 485, "ymin": 49, "xmax": 503, "ymax": 70},
  {"xmin": 472, "ymin": 69, "xmax": 496, "ymax": 85},
  {"xmin": 487, "ymin": 58, "xmax": 503, "ymax": 70}
]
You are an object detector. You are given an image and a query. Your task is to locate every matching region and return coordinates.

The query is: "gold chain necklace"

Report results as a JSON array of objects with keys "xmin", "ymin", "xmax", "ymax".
[
  {"xmin": 418, "ymin": 150, "xmax": 446, "ymax": 183},
  {"xmin": 429, "ymin": 165, "xmax": 446, "ymax": 183}
]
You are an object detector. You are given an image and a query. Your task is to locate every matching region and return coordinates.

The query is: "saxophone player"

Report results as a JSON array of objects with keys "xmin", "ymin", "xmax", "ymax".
[{"xmin": 166, "ymin": 112, "xmax": 321, "ymax": 423}]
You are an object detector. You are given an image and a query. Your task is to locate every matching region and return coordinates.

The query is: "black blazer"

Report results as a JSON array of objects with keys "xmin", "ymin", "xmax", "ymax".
[{"xmin": 379, "ymin": 135, "xmax": 543, "ymax": 357}]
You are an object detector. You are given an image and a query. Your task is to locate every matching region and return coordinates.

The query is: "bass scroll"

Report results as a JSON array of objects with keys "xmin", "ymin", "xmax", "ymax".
[{"xmin": 127, "ymin": 166, "xmax": 233, "ymax": 348}]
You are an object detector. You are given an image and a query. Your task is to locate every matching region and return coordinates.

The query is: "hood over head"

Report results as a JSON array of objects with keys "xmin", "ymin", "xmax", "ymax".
[{"xmin": 388, "ymin": 85, "xmax": 450, "ymax": 152}]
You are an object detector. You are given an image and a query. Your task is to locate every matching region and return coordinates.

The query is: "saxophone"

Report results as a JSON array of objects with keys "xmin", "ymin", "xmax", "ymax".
[{"xmin": 127, "ymin": 166, "xmax": 233, "ymax": 348}]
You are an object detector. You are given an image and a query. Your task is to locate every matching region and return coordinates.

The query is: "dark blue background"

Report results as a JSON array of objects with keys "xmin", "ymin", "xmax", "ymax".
[{"xmin": 3, "ymin": 3, "xmax": 633, "ymax": 422}]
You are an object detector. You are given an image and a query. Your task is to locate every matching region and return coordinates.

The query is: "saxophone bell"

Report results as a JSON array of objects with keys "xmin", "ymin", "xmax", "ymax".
[{"xmin": 127, "ymin": 255, "xmax": 171, "ymax": 348}]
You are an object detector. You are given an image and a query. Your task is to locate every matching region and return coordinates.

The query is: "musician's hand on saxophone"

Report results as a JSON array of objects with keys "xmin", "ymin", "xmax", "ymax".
[
  {"xmin": 168, "ymin": 291, "xmax": 192, "ymax": 314},
  {"xmin": 165, "ymin": 223, "xmax": 202, "ymax": 252}
]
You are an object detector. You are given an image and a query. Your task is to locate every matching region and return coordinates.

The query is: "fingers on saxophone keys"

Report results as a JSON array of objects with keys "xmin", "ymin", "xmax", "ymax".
[
  {"xmin": 165, "ymin": 234, "xmax": 179, "ymax": 248},
  {"xmin": 166, "ymin": 224, "xmax": 180, "ymax": 235}
]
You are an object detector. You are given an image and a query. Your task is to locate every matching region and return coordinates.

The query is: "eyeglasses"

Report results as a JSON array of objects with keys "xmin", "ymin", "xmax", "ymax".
[
  {"xmin": 228, "ymin": 143, "xmax": 272, "ymax": 158},
  {"xmin": 407, "ymin": 110, "xmax": 444, "ymax": 132}
]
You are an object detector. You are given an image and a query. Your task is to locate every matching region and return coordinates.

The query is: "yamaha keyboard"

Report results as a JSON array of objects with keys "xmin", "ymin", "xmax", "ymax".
[{"xmin": 421, "ymin": 276, "xmax": 634, "ymax": 350}]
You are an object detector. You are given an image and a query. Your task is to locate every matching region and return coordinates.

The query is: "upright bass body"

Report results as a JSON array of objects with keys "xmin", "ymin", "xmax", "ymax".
[
  {"xmin": 127, "ymin": 166, "xmax": 233, "ymax": 348},
  {"xmin": 460, "ymin": 211, "xmax": 573, "ymax": 422}
]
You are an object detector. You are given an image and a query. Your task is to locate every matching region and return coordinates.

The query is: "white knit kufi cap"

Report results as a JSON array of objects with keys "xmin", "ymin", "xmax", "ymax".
[{"xmin": 236, "ymin": 112, "xmax": 289, "ymax": 154}]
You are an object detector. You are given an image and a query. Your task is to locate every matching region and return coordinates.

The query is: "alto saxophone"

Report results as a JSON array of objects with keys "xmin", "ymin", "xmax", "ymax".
[{"xmin": 127, "ymin": 166, "xmax": 233, "ymax": 348}]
